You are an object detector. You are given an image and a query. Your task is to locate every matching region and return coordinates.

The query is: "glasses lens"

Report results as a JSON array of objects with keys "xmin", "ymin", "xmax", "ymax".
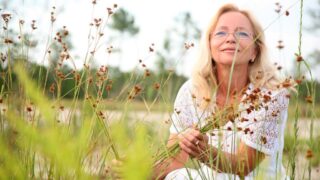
[
  {"xmin": 213, "ymin": 31, "xmax": 228, "ymax": 38},
  {"xmin": 235, "ymin": 31, "xmax": 251, "ymax": 39}
]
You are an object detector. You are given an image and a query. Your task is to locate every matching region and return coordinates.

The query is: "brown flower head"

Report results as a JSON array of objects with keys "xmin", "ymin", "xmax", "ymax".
[
  {"xmin": 260, "ymin": 136, "xmax": 267, "ymax": 144},
  {"xmin": 153, "ymin": 83, "xmax": 160, "ymax": 90},
  {"xmin": 305, "ymin": 149, "xmax": 313, "ymax": 159}
]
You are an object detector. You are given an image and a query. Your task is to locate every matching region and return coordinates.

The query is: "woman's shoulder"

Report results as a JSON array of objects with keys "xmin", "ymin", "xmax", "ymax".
[
  {"xmin": 182, "ymin": 79, "xmax": 193, "ymax": 88},
  {"xmin": 177, "ymin": 79, "xmax": 193, "ymax": 93}
]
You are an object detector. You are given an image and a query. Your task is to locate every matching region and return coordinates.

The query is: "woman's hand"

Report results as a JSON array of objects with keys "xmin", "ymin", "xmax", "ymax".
[
  {"xmin": 105, "ymin": 157, "xmax": 125, "ymax": 180},
  {"xmin": 177, "ymin": 127, "xmax": 210, "ymax": 162}
]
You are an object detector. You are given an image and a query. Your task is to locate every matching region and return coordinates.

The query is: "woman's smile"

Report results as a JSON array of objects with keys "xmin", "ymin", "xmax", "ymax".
[{"xmin": 221, "ymin": 47, "xmax": 240, "ymax": 53}]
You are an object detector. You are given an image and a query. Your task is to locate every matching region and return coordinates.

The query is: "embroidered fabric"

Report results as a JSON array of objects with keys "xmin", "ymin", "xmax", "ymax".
[{"xmin": 169, "ymin": 79, "xmax": 289, "ymax": 178}]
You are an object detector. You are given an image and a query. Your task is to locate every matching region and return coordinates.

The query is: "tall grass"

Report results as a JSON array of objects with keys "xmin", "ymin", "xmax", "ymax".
[{"xmin": 0, "ymin": 0, "xmax": 319, "ymax": 179}]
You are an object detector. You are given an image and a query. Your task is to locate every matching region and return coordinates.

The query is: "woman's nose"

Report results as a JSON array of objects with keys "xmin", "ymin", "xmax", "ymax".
[{"xmin": 225, "ymin": 33, "xmax": 236, "ymax": 43}]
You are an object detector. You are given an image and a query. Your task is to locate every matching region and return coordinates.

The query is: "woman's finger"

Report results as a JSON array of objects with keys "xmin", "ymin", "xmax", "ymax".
[
  {"xmin": 179, "ymin": 141, "xmax": 198, "ymax": 157},
  {"xmin": 178, "ymin": 132, "xmax": 202, "ymax": 152}
]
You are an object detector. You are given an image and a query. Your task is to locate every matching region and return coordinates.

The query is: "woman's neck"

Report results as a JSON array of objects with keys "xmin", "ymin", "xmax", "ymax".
[{"xmin": 215, "ymin": 64, "xmax": 249, "ymax": 100}]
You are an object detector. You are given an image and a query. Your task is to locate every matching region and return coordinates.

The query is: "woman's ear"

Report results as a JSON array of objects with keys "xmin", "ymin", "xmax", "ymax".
[{"xmin": 253, "ymin": 44, "xmax": 260, "ymax": 60}]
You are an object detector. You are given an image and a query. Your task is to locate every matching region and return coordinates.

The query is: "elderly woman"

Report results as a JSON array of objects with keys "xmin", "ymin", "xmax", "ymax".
[{"xmin": 154, "ymin": 3, "xmax": 289, "ymax": 180}]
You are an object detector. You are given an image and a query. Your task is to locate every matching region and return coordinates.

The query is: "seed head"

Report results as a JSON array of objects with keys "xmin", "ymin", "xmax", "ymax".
[{"xmin": 305, "ymin": 149, "xmax": 313, "ymax": 159}]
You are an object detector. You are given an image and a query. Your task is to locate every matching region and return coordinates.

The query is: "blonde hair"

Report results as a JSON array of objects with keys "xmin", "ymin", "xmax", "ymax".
[{"xmin": 191, "ymin": 4, "xmax": 282, "ymax": 108}]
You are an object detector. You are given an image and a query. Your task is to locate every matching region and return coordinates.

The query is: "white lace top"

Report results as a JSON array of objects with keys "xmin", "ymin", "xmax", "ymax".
[{"xmin": 169, "ymin": 80, "xmax": 289, "ymax": 179}]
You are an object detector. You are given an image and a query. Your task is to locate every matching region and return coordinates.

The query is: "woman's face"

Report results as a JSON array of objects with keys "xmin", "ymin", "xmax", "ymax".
[{"xmin": 210, "ymin": 11, "xmax": 257, "ymax": 66}]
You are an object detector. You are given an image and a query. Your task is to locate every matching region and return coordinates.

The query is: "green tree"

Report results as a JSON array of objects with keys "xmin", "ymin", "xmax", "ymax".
[{"xmin": 108, "ymin": 8, "xmax": 139, "ymax": 36}]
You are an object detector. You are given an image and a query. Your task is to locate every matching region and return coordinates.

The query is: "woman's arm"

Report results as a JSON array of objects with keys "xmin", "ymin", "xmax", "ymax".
[{"xmin": 178, "ymin": 128, "xmax": 265, "ymax": 177}]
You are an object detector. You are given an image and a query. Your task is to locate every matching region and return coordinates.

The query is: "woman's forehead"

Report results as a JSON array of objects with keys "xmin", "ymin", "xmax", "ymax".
[{"xmin": 215, "ymin": 12, "xmax": 253, "ymax": 31}]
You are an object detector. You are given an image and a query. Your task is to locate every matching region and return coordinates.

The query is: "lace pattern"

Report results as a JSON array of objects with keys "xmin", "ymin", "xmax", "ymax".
[
  {"xmin": 239, "ymin": 87, "xmax": 289, "ymax": 154},
  {"xmin": 169, "ymin": 80, "xmax": 289, "ymax": 155}
]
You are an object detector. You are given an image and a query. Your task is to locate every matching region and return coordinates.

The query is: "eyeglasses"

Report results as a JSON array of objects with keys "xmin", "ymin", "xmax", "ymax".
[{"xmin": 211, "ymin": 30, "xmax": 253, "ymax": 41}]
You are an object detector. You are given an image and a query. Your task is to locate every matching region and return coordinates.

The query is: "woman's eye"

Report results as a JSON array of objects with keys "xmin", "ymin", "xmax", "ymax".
[
  {"xmin": 215, "ymin": 31, "xmax": 227, "ymax": 36},
  {"xmin": 236, "ymin": 31, "xmax": 250, "ymax": 38}
]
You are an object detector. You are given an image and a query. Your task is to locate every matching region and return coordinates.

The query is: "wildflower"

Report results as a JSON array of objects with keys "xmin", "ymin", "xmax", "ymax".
[
  {"xmin": 31, "ymin": 20, "xmax": 37, "ymax": 30},
  {"xmin": 106, "ymin": 85, "xmax": 112, "ymax": 91},
  {"xmin": 274, "ymin": 2, "xmax": 282, "ymax": 13},
  {"xmin": 1, "ymin": 13, "xmax": 11, "ymax": 23},
  {"xmin": 4, "ymin": 38, "xmax": 13, "ymax": 44},
  {"xmin": 285, "ymin": 10, "xmax": 289, "ymax": 16},
  {"xmin": 295, "ymin": 78, "xmax": 302, "ymax": 85},
  {"xmin": 1, "ymin": 53, "xmax": 7, "ymax": 62},
  {"xmin": 51, "ymin": 11, "xmax": 56, "ymax": 23},
  {"xmin": 49, "ymin": 83, "xmax": 55, "ymax": 93},
  {"xmin": 203, "ymin": 97, "xmax": 211, "ymax": 103},
  {"xmin": 276, "ymin": 40, "xmax": 284, "ymax": 49},
  {"xmin": 88, "ymin": 77, "xmax": 93, "ymax": 84},
  {"xmin": 134, "ymin": 85, "xmax": 142, "ymax": 95},
  {"xmin": 243, "ymin": 128, "xmax": 250, "ymax": 134},
  {"xmin": 285, "ymin": 94, "xmax": 291, "ymax": 99},
  {"xmin": 281, "ymin": 78, "xmax": 293, "ymax": 88},
  {"xmin": 305, "ymin": 96, "xmax": 313, "ymax": 103},
  {"xmin": 19, "ymin": 19, "xmax": 25, "ymax": 25},
  {"xmin": 174, "ymin": 108, "xmax": 181, "ymax": 114},
  {"xmin": 255, "ymin": 71, "xmax": 263, "ymax": 80},
  {"xmin": 260, "ymin": 136, "xmax": 267, "ymax": 144},
  {"xmin": 94, "ymin": 18, "xmax": 102, "ymax": 27},
  {"xmin": 295, "ymin": 53, "xmax": 303, "ymax": 62},
  {"xmin": 107, "ymin": 8, "xmax": 113, "ymax": 15},
  {"xmin": 271, "ymin": 111, "xmax": 278, "ymax": 117},
  {"xmin": 74, "ymin": 73, "xmax": 80, "ymax": 84},
  {"xmin": 184, "ymin": 42, "xmax": 194, "ymax": 50},
  {"xmin": 263, "ymin": 94, "xmax": 271, "ymax": 103},
  {"xmin": 149, "ymin": 43, "xmax": 155, "ymax": 52},
  {"xmin": 145, "ymin": 69, "xmax": 151, "ymax": 77},
  {"xmin": 107, "ymin": 46, "xmax": 113, "ymax": 54},
  {"xmin": 240, "ymin": 118, "xmax": 249, "ymax": 122},
  {"xmin": 153, "ymin": 83, "xmax": 160, "ymax": 90},
  {"xmin": 305, "ymin": 149, "xmax": 313, "ymax": 159},
  {"xmin": 26, "ymin": 106, "xmax": 32, "ymax": 112}
]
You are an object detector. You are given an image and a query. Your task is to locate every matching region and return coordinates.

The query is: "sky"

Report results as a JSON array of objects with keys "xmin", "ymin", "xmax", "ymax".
[{"xmin": 2, "ymin": 0, "xmax": 319, "ymax": 78}]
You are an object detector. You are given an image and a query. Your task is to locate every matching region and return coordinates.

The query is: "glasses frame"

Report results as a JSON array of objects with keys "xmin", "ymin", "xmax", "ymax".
[{"xmin": 210, "ymin": 30, "xmax": 254, "ymax": 41}]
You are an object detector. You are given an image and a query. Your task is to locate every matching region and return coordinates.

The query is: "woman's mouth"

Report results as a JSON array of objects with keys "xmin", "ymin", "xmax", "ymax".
[{"xmin": 222, "ymin": 48, "xmax": 240, "ymax": 53}]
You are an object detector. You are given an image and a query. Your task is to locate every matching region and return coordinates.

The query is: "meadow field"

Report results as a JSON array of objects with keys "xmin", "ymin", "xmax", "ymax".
[{"xmin": 0, "ymin": 0, "xmax": 319, "ymax": 179}]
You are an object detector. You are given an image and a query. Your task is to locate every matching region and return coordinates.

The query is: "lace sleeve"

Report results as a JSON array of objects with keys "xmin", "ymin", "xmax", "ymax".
[
  {"xmin": 240, "ymin": 88, "xmax": 289, "ymax": 155},
  {"xmin": 169, "ymin": 80, "xmax": 198, "ymax": 134}
]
